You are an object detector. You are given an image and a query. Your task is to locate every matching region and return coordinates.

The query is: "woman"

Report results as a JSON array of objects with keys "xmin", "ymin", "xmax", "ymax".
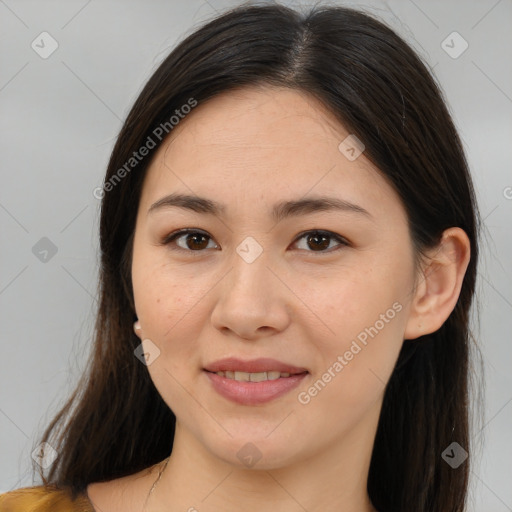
[{"xmin": 0, "ymin": 3, "xmax": 481, "ymax": 511}]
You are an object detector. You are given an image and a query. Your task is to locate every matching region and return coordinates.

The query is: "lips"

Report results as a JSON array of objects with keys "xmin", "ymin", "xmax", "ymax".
[
  {"xmin": 203, "ymin": 357, "xmax": 309, "ymax": 405},
  {"xmin": 203, "ymin": 357, "xmax": 308, "ymax": 375}
]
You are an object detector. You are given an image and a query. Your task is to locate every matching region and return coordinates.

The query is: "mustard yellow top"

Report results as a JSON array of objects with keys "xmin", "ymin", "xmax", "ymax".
[{"xmin": 0, "ymin": 485, "xmax": 95, "ymax": 512}]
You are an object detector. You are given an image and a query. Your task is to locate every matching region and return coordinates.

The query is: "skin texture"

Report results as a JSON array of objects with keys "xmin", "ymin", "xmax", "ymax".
[{"xmin": 87, "ymin": 86, "xmax": 470, "ymax": 512}]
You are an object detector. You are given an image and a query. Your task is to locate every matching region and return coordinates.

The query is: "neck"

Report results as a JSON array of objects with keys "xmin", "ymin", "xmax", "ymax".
[{"xmin": 148, "ymin": 402, "xmax": 381, "ymax": 512}]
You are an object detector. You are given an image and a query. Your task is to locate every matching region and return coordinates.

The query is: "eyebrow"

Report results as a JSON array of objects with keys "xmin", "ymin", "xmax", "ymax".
[{"xmin": 147, "ymin": 193, "xmax": 373, "ymax": 222}]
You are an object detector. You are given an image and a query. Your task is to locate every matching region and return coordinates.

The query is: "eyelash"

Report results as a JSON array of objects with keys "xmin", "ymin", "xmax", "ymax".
[{"xmin": 161, "ymin": 228, "xmax": 349, "ymax": 255}]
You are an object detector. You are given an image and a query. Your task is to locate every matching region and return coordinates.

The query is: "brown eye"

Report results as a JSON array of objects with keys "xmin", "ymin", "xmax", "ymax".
[
  {"xmin": 306, "ymin": 233, "xmax": 330, "ymax": 251},
  {"xmin": 163, "ymin": 229, "xmax": 218, "ymax": 251},
  {"xmin": 182, "ymin": 232, "xmax": 210, "ymax": 250},
  {"xmin": 293, "ymin": 230, "xmax": 348, "ymax": 253}
]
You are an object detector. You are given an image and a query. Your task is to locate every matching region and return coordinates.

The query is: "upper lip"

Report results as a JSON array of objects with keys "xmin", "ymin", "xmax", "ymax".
[{"xmin": 204, "ymin": 357, "xmax": 308, "ymax": 374}]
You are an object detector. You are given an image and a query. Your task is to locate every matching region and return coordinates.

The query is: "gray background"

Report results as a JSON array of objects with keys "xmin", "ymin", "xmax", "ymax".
[{"xmin": 0, "ymin": 0, "xmax": 511, "ymax": 510}]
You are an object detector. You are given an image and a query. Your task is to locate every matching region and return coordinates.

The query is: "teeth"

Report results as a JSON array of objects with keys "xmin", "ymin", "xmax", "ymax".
[
  {"xmin": 214, "ymin": 370, "xmax": 295, "ymax": 381},
  {"xmin": 234, "ymin": 371, "xmax": 250, "ymax": 381}
]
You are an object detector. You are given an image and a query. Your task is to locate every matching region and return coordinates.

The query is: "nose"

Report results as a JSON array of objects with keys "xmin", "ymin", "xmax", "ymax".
[{"xmin": 210, "ymin": 249, "xmax": 291, "ymax": 340}]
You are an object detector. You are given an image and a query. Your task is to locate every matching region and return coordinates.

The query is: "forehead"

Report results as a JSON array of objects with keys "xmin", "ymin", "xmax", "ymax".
[
  {"xmin": 165, "ymin": 85, "xmax": 350, "ymax": 155},
  {"xmin": 139, "ymin": 86, "xmax": 405, "ymax": 223}
]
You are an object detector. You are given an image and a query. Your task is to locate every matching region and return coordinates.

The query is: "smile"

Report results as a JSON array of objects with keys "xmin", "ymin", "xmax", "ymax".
[
  {"xmin": 204, "ymin": 370, "xmax": 308, "ymax": 405},
  {"xmin": 212, "ymin": 370, "xmax": 295, "ymax": 381}
]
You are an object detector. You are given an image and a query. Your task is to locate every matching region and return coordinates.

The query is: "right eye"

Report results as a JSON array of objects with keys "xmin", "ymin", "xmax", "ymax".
[{"xmin": 162, "ymin": 229, "xmax": 219, "ymax": 252}]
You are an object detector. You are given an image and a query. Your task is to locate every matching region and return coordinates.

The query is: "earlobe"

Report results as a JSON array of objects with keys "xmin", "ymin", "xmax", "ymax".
[
  {"xmin": 133, "ymin": 320, "xmax": 142, "ymax": 338},
  {"xmin": 404, "ymin": 227, "xmax": 471, "ymax": 340}
]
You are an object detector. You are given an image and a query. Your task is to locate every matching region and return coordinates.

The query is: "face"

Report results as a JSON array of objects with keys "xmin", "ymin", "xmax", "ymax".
[{"xmin": 131, "ymin": 86, "xmax": 418, "ymax": 469}]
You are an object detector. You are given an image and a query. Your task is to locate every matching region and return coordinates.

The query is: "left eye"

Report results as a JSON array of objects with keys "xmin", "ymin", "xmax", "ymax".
[
  {"xmin": 162, "ymin": 229, "xmax": 348, "ymax": 253},
  {"xmin": 292, "ymin": 230, "xmax": 348, "ymax": 253}
]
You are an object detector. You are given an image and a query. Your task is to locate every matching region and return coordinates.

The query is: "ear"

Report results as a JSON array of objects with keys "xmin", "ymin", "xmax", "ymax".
[{"xmin": 404, "ymin": 227, "xmax": 471, "ymax": 340}]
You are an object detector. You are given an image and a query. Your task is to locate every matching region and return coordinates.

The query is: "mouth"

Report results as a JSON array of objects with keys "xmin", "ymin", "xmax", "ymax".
[
  {"xmin": 203, "ymin": 357, "xmax": 308, "ymax": 375},
  {"xmin": 206, "ymin": 370, "xmax": 302, "ymax": 382},
  {"xmin": 203, "ymin": 358, "xmax": 309, "ymax": 405}
]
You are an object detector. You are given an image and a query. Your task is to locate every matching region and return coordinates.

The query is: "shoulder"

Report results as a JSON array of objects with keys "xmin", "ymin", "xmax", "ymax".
[{"xmin": 0, "ymin": 485, "xmax": 94, "ymax": 512}]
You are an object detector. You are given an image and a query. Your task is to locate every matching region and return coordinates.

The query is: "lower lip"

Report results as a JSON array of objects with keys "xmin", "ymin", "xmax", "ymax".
[{"xmin": 204, "ymin": 371, "xmax": 308, "ymax": 405}]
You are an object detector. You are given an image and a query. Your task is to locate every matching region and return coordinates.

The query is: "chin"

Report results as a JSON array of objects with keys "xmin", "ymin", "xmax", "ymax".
[{"xmin": 206, "ymin": 433, "xmax": 305, "ymax": 471}]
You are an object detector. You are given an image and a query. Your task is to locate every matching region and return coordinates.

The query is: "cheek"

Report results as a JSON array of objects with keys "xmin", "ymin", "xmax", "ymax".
[
  {"xmin": 297, "ymin": 298, "xmax": 406, "ymax": 433},
  {"xmin": 132, "ymin": 243, "xmax": 190, "ymax": 331},
  {"xmin": 131, "ymin": 250, "xmax": 214, "ymax": 366},
  {"xmin": 301, "ymin": 255, "xmax": 411, "ymax": 399},
  {"xmin": 132, "ymin": 260, "xmax": 209, "ymax": 412},
  {"xmin": 304, "ymin": 257, "xmax": 408, "ymax": 341}
]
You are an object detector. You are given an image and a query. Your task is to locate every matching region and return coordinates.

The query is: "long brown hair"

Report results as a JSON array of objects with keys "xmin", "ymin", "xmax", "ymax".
[{"xmin": 35, "ymin": 4, "xmax": 482, "ymax": 510}]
